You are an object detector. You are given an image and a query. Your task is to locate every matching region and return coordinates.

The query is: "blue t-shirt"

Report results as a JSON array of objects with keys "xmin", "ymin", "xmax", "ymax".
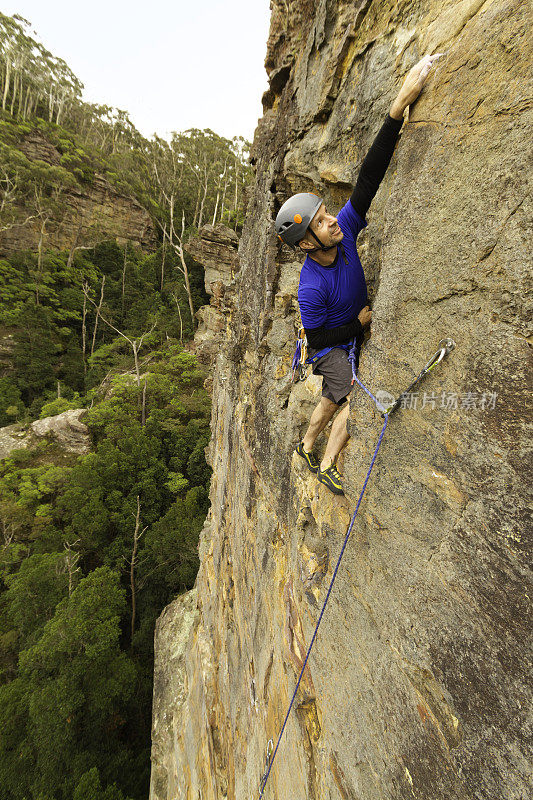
[{"xmin": 297, "ymin": 200, "xmax": 368, "ymax": 330}]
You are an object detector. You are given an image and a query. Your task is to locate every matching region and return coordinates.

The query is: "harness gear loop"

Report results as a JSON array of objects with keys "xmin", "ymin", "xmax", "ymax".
[
  {"xmin": 257, "ymin": 337, "xmax": 455, "ymax": 799},
  {"xmin": 291, "ymin": 326, "xmax": 309, "ymax": 382}
]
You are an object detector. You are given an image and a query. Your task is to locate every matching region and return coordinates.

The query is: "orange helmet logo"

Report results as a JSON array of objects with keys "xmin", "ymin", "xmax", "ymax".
[{"xmin": 294, "ymin": 214, "xmax": 303, "ymax": 224}]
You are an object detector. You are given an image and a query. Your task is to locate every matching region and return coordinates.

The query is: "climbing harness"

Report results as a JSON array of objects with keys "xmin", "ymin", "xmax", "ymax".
[
  {"xmin": 257, "ymin": 337, "xmax": 455, "ymax": 799},
  {"xmin": 290, "ymin": 330, "xmax": 356, "ymax": 382},
  {"xmin": 306, "ymin": 341, "xmax": 352, "ymax": 365}
]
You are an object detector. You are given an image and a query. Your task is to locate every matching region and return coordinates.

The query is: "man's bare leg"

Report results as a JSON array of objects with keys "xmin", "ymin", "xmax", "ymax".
[
  {"xmin": 302, "ymin": 397, "xmax": 338, "ymax": 452},
  {"xmin": 320, "ymin": 403, "xmax": 350, "ymax": 471}
]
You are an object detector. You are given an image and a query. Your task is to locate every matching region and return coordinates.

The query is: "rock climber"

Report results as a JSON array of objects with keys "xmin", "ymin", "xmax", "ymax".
[{"xmin": 275, "ymin": 53, "xmax": 443, "ymax": 495}]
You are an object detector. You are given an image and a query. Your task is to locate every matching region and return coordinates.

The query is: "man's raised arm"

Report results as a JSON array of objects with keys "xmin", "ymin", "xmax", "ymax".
[{"xmin": 351, "ymin": 53, "xmax": 444, "ymax": 220}]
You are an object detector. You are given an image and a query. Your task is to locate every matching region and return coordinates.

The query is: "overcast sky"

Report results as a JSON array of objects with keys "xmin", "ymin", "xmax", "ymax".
[{"xmin": 6, "ymin": 1, "xmax": 272, "ymax": 142}]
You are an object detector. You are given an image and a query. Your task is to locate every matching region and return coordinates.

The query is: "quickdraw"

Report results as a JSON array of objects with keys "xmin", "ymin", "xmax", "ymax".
[
  {"xmin": 347, "ymin": 338, "xmax": 455, "ymax": 415},
  {"xmin": 257, "ymin": 738, "xmax": 273, "ymax": 796},
  {"xmin": 381, "ymin": 337, "xmax": 455, "ymax": 415}
]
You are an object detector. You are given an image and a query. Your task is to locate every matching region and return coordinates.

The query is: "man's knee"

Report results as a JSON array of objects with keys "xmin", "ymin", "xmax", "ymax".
[{"xmin": 320, "ymin": 396, "xmax": 339, "ymax": 414}]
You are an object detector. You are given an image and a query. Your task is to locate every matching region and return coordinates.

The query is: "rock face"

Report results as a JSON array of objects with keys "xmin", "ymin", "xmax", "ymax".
[
  {"xmin": 150, "ymin": 2, "xmax": 531, "ymax": 799},
  {"xmin": 185, "ymin": 224, "xmax": 240, "ymax": 366},
  {"xmin": 0, "ymin": 129, "xmax": 157, "ymax": 254},
  {"xmin": 0, "ymin": 422, "xmax": 29, "ymax": 459},
  {"xmin": 30, "ymin": 409, "xmax": 90, "ymax": 454},
  {"xmin": 186, "ymin": 223, "xmax": 240, "ymax": 298},
  {"xmin": 150, "ymin": 589, "xmax": 201, "ymax": 800},
  {"xmin": 0, "ymin": 408, "xmax": 91, "ymax": 459}
]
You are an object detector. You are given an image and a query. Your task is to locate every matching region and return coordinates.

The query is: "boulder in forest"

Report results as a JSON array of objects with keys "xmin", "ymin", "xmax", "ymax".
[{"xmin": 30, "ymin": 409, "xmax": 90, "ymax": 454}]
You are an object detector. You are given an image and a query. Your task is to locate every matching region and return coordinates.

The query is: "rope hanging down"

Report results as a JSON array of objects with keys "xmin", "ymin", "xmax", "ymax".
[{"xmin": 256, "ymin": 337, "xmax": 455, "ymax": 800}]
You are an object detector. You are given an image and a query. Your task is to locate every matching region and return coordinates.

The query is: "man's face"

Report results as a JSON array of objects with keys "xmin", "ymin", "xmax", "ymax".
[{"xmin": 303, "ymin": 203, "xmax": 343, "ymax": 249}]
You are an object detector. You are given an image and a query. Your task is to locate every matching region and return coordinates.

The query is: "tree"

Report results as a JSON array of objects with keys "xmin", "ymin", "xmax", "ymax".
[
  {"xmin": 12, "ymin": 303, "xmax": 57, "ymax": 409},
  {"xmin": 73, "ymin": 768, "xmax": 129, "ymax": 800},
  {"xmin": 0, "ymin": 341, "xmax": 212, "ymax": 799},
  {"xmin": 0, "ymin": 141, "xmax": 76, "ymax": 260},
  {"xmin": 129, "ymin": 495, "xmax": 147, "ymax": 645},
  {"xmin": 82, "ymin": 281, "xmax": 158, "ymax": 420},
  {"xmin": 0, "ymin": 13, "xmax": 83, "ymax": 125},
  {"xmin": 13, "ymin": 567, "xmax": 136, "ymax": 799},
  {"xmin": 3, "ymin": 552, "xmax": 69, "ymax": 652}
]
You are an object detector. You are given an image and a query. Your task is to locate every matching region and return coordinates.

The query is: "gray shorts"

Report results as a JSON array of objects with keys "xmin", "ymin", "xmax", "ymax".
[{"xmin": 308, "ymin": 346, "xmax": 358, "ymax": 406}]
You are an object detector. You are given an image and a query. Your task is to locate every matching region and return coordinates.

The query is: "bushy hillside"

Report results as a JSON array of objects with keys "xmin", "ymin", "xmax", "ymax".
[
  {"xmin": 0, "ymin": 11, "xmax": 247, "ymax": 799},
  {"xmin": 0, "ymin": 343, "xmax": 212, "ymax": 800}
]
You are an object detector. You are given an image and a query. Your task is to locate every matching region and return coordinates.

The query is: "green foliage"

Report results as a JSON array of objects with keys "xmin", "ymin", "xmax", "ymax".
[
  {"xmin": 0, "ymin": 258, "xmax": 33, "ymax": 323},
  {"xmin": 13, "ymin": 568, "xmax": 136, "ymax": 799},
  {"xmin": 0, "ymin": 135, "xmax": 78, "ymax": 219},
  {"xmin": 0, "ymin": 376, "xmax": 26, "ymax": 425},
  {"xmin": 0, "ymin": 676, "xmax": 33, "ymax": 796},
  {"xmin": 0, "ymin": 245, "xmax": 186, "ymax": 415},
  {"xmin": 3, "ymin": 462, "xmax": 71, "ymax": 513},
  {"xmin": 0, "ymin": 337, "xmax": 211, "ymax": 799},
  {"xmin": 0, "ymin": 567, "xmax": 136, "ymax": 800},
  {"xmin": 4, "ymin": 552, "xmax": 69, "ymax": 647},
  {"xmin": 165, "ymin": 471, "xmax": 188, "ymax": 494},
  {"xmin": 73, "ymin": 768, "xmax": 129, "ymax": 800},
  {"xmin": 141, "ymin": 487, "xmax": 204, "ymax": 593},
  {"xmin": 0, "ymin": 12, "xmax": 249, "ymax": 423},
  {"xmin": 12, "ymin": 303, "xmax": 58, "ymax": 409},
  {"xmin": 39, "ymin": 394, "xmax": 83, "ymax": 418},
  {"xmin": 86, "ymin": 339, "xmax": 131, "ymax": 389},
  {"xmin": 117, "ymin": 128, "xmax": 251, "ymax": 236}
]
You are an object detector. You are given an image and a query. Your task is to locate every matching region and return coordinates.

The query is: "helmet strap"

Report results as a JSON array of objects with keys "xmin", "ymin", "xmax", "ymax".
[
  {"xmin": 306, "ymin": 226, "xmax": 337, "ymax": 253},
  {"xmin": 301, "ymin": 231, "xmax": 348, "ymax": 265}
]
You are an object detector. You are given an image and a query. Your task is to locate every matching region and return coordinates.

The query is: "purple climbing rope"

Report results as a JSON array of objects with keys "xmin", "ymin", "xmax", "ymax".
[{"xmin": 258, "ymin": 359, "xmax": 388, "ymax": 798}]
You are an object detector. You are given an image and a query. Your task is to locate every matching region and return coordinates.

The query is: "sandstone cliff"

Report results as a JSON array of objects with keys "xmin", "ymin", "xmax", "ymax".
[
  {"xmin": 0, "ymin": 129, "xmax": 156, "ymax": 255},
  {"xmin": 150, "ymin": 1, "xmax": 532, "ymax": 798},
  {"xmin": 185, "ymin": 223, "xmax": 240, "ymax": 368}
]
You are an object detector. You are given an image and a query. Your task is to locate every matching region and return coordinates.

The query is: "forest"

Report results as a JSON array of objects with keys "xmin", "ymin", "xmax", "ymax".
[{"xmin": 0, "ymin": 13, "xmax": 250, "ymax": 800}]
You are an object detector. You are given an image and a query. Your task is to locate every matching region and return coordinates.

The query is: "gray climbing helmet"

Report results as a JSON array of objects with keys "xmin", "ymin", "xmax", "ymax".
[{"xmin": 275, "ymin": 192, "xmax": 322, "ymax": 248}]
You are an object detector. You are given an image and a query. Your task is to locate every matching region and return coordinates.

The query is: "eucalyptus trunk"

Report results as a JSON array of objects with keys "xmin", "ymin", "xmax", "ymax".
[
  {"xmin": 2, "ymin": 60, "xmax": 10, "ymax": 111},
  {"xmin": 81, "ymin": 286, "xmax": 87, "ymax": 375},
  {"xmin": 90, "ymin": 275, "xmax": 106, "ymax": 357}
]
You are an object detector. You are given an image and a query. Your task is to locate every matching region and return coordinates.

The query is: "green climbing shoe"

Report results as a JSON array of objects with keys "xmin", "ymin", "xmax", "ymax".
[
  {"xmin": 317, "ymin": 464, "xmax": 345, "ymax": 495},
  {"xmin": 295, "ymin": 442, "xmax": 319, "ymax": 474}
]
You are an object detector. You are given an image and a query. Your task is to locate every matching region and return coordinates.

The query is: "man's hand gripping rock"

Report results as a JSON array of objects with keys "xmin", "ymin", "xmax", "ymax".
[{"xmin": 390, "ymin": 53, "xmax": 445, "ymax": 120}]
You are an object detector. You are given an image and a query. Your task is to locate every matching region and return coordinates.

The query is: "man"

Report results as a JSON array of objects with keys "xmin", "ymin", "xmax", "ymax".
[{"xmin": 276, "ymin": 54, "xmax": 443, "ymax": 495}]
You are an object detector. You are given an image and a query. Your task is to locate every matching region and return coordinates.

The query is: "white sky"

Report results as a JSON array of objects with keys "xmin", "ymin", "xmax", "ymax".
[{"xmin": 6, "ymin": 1, "xmax": 272, "ymax": 142}]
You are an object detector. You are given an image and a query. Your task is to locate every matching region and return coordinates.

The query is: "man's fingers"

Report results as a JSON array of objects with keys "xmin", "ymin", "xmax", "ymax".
[
  {"xmin": 417, "ymin": 52, "xmax": 445, "ymax": 72},
  {"xmin": 417, "ymin": 52, "xmax": 445, "ymax": 84},
  {"xmin": 426, "ymin": 52, "xmax": 445, "ymax": 69}
]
